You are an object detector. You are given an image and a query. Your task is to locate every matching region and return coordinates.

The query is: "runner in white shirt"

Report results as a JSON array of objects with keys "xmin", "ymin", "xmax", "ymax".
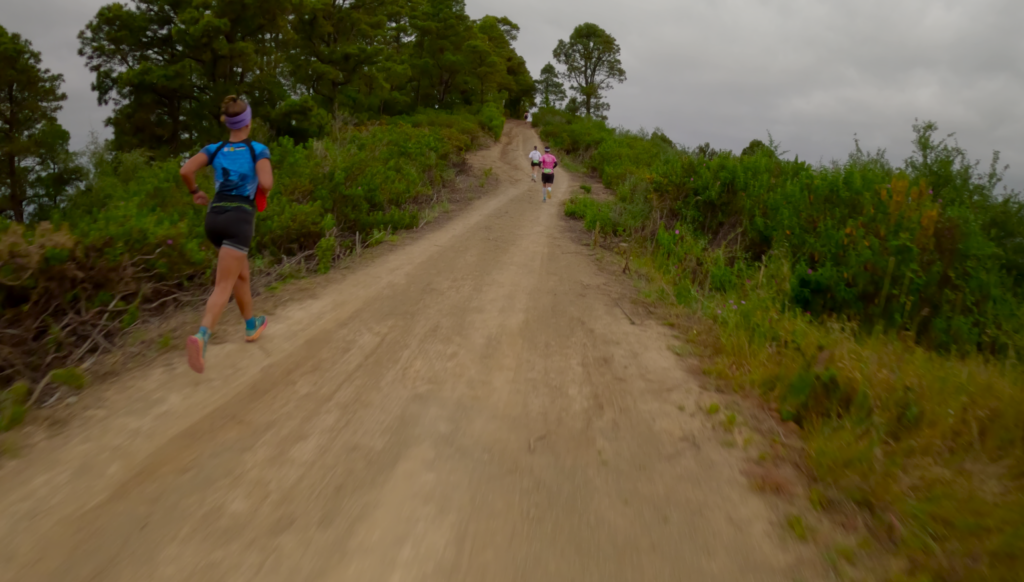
[{"xmin": 528, "ymin": 146, "xmax": 542, "ymax": 182}]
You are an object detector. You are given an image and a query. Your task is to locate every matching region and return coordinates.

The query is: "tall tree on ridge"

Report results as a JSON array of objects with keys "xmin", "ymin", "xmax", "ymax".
[{"xmin": 552, "ymin": 23, "xmax": 626, "ymax": 119}]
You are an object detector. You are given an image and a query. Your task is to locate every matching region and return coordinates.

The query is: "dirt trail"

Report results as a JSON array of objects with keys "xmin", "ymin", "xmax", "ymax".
[{"xmin": 0, "ymin": 122, "xmax": 822, "ymax": 582}]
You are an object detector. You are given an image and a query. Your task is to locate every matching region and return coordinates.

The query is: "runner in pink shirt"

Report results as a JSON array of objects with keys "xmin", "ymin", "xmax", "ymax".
[{"xmin": 540, "ymin": 146, "xmax": 558, "ymax": 202}]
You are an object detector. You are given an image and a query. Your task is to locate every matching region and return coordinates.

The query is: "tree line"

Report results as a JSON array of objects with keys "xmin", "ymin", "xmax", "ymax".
[
  {"xmin": 78, "ymin": 0, "xmax": 535, "ymax": 152},
  {"xmin": 2, "ymin": 1, "xmax": 629, "ymax": 225}
]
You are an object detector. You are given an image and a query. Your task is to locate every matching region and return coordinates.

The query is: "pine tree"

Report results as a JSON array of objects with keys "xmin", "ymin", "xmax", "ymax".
[
  {"xmin": 288, "ymin": 0, "xmax": 395, "ymax": 114},
  {"xmin": 0, "ymin": 25, "xmax": 77, "ymax": 223},
  {"xmin": 552, "ymin": 23, "xmax": 626, "ymax": 119},
  {"xmin": 535, "ymin": 63, "xmax": 567, "ymax": 108}
]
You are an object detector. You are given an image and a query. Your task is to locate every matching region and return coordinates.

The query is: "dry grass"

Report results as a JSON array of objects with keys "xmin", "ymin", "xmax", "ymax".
[{"xmin": 623, "ymin": 245, "xmax": 1024, "ymax": 582}]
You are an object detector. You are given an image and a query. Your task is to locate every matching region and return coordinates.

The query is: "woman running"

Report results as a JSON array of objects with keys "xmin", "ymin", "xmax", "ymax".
[
  {"xmin": 540, "ymin": 146, "xmax": 558, "ymax": 202},
  {"xmin": 178, "ymin": 95, "xmax": 272, "ymax": 374}
]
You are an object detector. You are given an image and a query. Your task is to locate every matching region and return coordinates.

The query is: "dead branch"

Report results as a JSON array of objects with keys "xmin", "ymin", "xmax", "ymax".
[
  {"xmin": 616, "ymin": 302, "xmax": 637, "ymax": 325},
  {"xmin": 25, "ymin": 370, "xmax": 54, "ymax": 409}
]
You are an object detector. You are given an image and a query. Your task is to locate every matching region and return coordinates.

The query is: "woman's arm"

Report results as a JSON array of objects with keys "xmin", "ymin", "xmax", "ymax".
[
  {"xmin": 256, "ymin": 158, "xmax": 273, "ymax": 193},
  {"xmin": 179, "ymin": 152, "xmax": 210, "ymax": 205}
]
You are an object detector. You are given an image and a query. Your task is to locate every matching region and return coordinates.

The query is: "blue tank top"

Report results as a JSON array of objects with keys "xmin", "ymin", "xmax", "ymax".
[{"xmin": 201, "ymin": 141, "xmax": 271, "ymax": 204}]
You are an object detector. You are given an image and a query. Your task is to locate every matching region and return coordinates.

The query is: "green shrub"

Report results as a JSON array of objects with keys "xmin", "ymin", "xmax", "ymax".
[
  {"xmin": 564, "ymin": 195, "xmax": 615, "ymax": 233},
  {"xmin": 787, "ymin": 514, "xmax": 809, "ymax": 541},
  {"xmin": 0, "ymin": 382, "xmax": 29, "ymax": 432},
  {"xmin": 50, "ymin": 367, "xmax": 86, "ymax": 390},
  {"xmin": 479, "ymin": 103, "xmax": 505, "ymax": 140},
  {"xmin": 315, "ymin": 236, "xmax": 336, "ymax": 274},
  {"xmin": 536, "ymin": 107, "xmax": 614, "ymax": 159}
]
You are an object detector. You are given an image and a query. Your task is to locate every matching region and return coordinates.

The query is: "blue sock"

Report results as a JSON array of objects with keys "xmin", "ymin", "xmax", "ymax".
[
  {"xmin": 198, "ymin": 326, "xmax": 210, "ymax": 341},
  {"xmin": 245, "ymin": 317, "xmax": 257, "ymax": 331}
]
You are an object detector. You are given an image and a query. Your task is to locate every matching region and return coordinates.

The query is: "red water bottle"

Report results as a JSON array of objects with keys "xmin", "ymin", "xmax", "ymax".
[{"xmin": 255, "ymin": 186, "xmax": 267, "ymax": 212}]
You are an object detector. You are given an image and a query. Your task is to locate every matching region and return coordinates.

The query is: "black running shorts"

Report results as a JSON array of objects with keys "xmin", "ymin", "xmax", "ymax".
[
  {"xmin": 531, "ymin": 161, "xmax": 541, "ymax": 167},
  {"xmin": 541, "ymin": 172, "xmax": 555, "ymax": 185},
  {"xmin": 205, "ymin": 206, "xmax": 255, "ymax": 254}
]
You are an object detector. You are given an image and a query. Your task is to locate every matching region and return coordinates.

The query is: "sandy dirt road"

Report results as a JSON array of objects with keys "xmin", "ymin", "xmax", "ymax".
[{"xmin": 0, "ymin": 122, "xmax": 822, "ymax": 582}]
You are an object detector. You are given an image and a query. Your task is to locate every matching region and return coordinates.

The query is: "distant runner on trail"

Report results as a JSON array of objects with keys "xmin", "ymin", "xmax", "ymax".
[
  {"xmin": 178, "ymin": 95, "xmax": 273, "ymax": 374},
  {"xmin": 528, "ymin": 146, "xmax": 542, "ymax": 182},
  {"xmin": 540, "ymin": 146, "xmax": 558, "ymax": 202}
]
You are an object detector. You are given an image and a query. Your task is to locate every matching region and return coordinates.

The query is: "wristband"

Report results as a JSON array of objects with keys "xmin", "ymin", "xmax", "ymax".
[{"xmin": 190, "ymin": 187, "xmax": 199, "ymax": 194}]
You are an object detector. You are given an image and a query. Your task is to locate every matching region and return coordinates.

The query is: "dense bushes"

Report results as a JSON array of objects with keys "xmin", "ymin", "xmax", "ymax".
[
  {"xmin": 0, "ymin": 112, "xmax": 488, "ymax": 393},
  {"xmin": 532, "ymin": 108, "xmax": 614, "ymax": 157},
  {"xmin": 539, "ymin": 108, "xmax": 1023, "ymax": 355},
  {"xmin": 542, "ymin": 108, "xmax": 1024, "ymax": 580}
]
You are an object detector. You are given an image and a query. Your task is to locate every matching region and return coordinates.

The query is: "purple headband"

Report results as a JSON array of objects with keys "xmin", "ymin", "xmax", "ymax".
[{"xmin": 224, "ymin": 105, "xmax": 252, "ymax": 130}]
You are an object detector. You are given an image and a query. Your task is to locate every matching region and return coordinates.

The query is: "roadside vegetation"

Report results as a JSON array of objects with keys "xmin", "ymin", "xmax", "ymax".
[
  {"xmin": 537, "ymin": 106, "xmax": 1024, "ymax": 581},
  {"xmin": 1, "ymin": 0, "xmax": 537, "ymax": 429}
]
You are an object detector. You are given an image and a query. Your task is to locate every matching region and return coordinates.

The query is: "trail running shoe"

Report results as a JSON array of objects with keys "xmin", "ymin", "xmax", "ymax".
[
  {"xmin": 187, "ymin": 334, "xmax": 207, "ymax": 374},
  {"xmin": 245, "ymin": 315, "xmax": 268, "ymax": 342}
]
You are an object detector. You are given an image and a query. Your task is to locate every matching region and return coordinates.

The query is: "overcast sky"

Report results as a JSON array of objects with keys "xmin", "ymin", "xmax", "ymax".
[{"xmin": 4, "ymin": 0, "xmax": 1022, "ymax": 189}]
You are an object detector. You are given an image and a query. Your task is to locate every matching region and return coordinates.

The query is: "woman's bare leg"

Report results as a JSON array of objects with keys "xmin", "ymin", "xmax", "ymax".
[
  {"xmin": 232, "ymin": 256, "xmax": 254, "ymax": 321},
  {"xmin": 201, "ymin": 246, "xmax": 248, "ymax": 331}
]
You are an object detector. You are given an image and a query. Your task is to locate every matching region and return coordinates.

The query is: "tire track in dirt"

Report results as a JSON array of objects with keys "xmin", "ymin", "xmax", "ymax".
[{"xmin": 0, "ymin": 122, "xmax": 826, "ymax": 582}]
